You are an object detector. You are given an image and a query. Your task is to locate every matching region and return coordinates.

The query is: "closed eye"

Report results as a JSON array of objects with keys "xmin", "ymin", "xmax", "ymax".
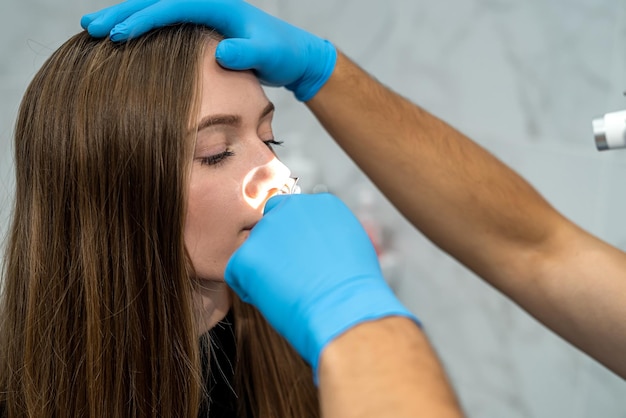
[
  {"xmin": 198, "ymin": 150, "xmax": 235, "ymax": 167},
  {"xmin": 263, "ymin": 139, "xmax": 284, "ymax": 151}
]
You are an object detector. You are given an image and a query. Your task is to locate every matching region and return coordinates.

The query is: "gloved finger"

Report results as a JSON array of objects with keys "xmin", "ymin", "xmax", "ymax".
[
  {"xmin": 216, "ymin": 39, "xmax": 265, "ymax": 71},
  {"xmin": 262, "ymin": 194, "xmax": 288, "ymax": 215},
  {"xmin": 109, "ymin": 0, "xmax": 245, "ymax": 42},
  {"xmin": 224, "ymin": 262, "xmax": 250, "ymax": 303},
  {"xmin": 226, "ymin": 194, "xmax": 287, "ymax": 296},
  {"xmin": 224, "ymin": 239, "xmax": 253, "ymax": 303},
  {"xmin": 216, "ymin": 40, "xmax": 289, "ymax": 87},
  {"xmin": 81, "ymin": 0, "xmax": 158, "ymax": 38}
]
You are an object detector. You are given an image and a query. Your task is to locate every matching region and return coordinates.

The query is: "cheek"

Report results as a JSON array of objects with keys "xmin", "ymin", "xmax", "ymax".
[
  {"xmin": 184, "ymin": 180, "xmax": 228, "ymax": 249},
  {"xmin": 183, "ymin": 174, "xmax": 247, "ymax": 279}
]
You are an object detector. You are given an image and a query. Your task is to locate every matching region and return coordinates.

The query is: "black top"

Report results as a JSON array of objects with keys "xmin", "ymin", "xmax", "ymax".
[
  {"xmin": 0, "ymin": 311, "xmax": 240, "ymax": 418},
  {"xmin": 199, "ymin": 310, "xmax": 239, "ymax": 417}
]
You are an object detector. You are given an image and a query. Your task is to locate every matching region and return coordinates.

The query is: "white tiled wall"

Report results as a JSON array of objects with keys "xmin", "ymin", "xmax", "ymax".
[{"xmin": 2, "ymin": 0, "xmax": 625, "ymax": 416}]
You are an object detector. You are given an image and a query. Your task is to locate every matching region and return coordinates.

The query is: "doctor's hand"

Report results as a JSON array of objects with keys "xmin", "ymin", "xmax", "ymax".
[
  {"xmin": 224, "ymin": 193, "xmax": 418, "ymax": 377},
  {"xmin": 80, "ymin": 0, "xmax": 336, "ymax": 101}
]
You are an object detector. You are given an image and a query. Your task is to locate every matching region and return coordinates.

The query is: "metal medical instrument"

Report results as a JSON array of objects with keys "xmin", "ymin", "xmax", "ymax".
[{"xmin": 279, "ymin": 177, "xmax": 301, "ymax": 195}]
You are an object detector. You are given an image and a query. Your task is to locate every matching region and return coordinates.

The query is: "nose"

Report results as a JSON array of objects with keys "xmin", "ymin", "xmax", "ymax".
[{"xmin": 243, "ymin": 156, "xmax": 293, "ymax": 209}]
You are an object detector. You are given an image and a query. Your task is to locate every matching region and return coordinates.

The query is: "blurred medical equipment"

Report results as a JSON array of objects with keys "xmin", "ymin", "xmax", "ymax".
[{"xmin": 593, "ymin": 92, "xmax": 626, "ymax": 151}]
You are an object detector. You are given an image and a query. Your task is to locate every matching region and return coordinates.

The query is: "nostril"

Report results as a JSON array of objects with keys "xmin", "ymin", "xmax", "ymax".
[{"xmin": 242, "ymin": 158, "xmax": 297, "ymax": 209}]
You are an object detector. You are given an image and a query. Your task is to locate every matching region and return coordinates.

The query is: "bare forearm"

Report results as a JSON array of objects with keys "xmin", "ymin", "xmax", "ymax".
[
  {"xmin": 306, "ymin": 51, "xmax": 558, "ymax": 293},
  {"xmin": 318, "ymin": 317, "xmax": 464, "ymax": 418},
  {"xmin": 306, "ymin": 51, "xmax": 626, "ymax": 376}
]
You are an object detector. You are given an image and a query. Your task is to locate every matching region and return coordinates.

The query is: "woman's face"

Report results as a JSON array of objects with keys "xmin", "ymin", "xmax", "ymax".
[{"xmin": 185, "ymin": 40, "xmax": 292, "ymax": 332}]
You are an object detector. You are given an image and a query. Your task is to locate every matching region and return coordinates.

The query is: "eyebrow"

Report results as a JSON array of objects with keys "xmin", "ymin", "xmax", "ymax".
[{"xmin": 195, "ymin": 102, "xmax": 275, "ymax": 132}]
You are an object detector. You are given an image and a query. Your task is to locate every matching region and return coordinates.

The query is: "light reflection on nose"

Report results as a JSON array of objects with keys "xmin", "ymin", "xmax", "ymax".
[{"xmin": 242, "ymin": 156, "xmax": 296, "ymax": 209}]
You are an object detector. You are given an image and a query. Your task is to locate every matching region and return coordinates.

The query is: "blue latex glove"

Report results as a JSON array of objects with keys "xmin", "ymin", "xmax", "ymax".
[
  {"xmin": 80, "ymin": 0, "xmax": 337, "ymax": 101},
  {"xmin": 225, "ymin": 194, "xmax": 419, "ymax": 378}
]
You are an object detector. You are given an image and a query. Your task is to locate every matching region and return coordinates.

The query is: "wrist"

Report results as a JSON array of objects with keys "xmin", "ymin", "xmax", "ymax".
[
  {"xmin": 318, "ymin": 317, "xmax": 423, "ymax": 413},
  {"xmin": 305, "ymin": 279, "xmax": 420, "ymax": 377},
  {"xmin": 318, "ymin": 317, "xmax": 464, "ymax": 418},
  {"xmin": 319, "ymin": 316, "xmax": 422, "ymax": 371}
]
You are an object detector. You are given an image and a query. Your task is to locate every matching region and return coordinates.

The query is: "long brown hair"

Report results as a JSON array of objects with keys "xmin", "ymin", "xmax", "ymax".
[{"xmin": 0, "ymin": 25, "xmax": 317, "ymax": 417}]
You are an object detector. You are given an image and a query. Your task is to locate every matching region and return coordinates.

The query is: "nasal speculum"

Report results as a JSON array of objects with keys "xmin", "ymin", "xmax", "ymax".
[{"xmin": 279, "ymin": 177, "xmax": 301, "ymax": 195}]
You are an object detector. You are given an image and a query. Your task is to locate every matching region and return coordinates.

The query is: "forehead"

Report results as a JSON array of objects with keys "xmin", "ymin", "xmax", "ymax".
[{"xmin": 198, "ymin": 40, "xmax": 268, "ymax": 117}]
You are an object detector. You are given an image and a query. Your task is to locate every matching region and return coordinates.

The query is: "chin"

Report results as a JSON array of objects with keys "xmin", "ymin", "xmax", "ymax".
[
  {"xmin": 194, "ymin": 285, "xmax": 232, "ymax": 335},
  {"xmin": 196, "ymin": 276, "xmax": 226, "ymax": 284},
  {"xmin": 197, "ymin": 307, "xmax": 231, "ymax": 335}
]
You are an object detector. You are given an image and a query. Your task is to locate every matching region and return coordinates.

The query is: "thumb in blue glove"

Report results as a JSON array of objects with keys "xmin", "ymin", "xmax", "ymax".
[
  {"xmin": 225, "ymin": 193, "xmax": 419, "ymax": 380},
  {"xmin": 81, "ymin": 0, "xmax": 337, "ymax": 101}
]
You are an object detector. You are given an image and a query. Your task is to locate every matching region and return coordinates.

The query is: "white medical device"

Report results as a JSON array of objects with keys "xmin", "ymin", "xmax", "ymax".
[{"xmin": 593, "ymin": 92, "xmax": 626, "ymax": 151}]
